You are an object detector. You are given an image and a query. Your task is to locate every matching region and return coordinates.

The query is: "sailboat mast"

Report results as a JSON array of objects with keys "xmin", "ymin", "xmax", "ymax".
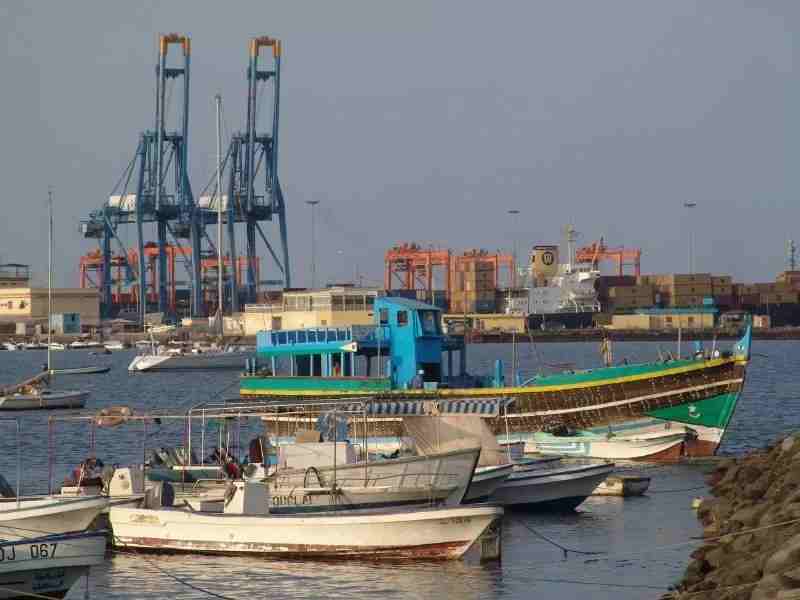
[
  {"xmin": 216, "ymin": 94, "xmax": 223, "ymax": 334},
  {"xmin": 47, "ymin": 187, "xmax": 53, "ymax": 374}
]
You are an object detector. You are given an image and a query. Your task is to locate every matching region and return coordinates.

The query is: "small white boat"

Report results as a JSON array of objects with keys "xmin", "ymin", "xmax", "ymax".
[
  {"xmin": 49, "ymin": 366, "xmax": 110, "ymax": 376},
  {"xmin": 532, "ymin": 429, "xmax": 687, "ymax": 461},
  {"xmin": 163, "ymin": 446, "xmax": 481, "ymax": 513},
  {"xmin": 47, "ymin": 342, "xmax": 66, "ymax": 351},
  {"xmin": 128, "ymin": 347, "xmax": 249, "ymax": 371},
  {"xmin": 110, "ymin": 480, "xmax": 502, "ymax": 560},
  {"xmin": 464, "ymin": 463, "xmax": 514, "ymax": 503},
  {"xmin": 489, "ymin": 462, "xmax": 615, "ymax": 510},
  {"xmin": 0, "ymin": 495, "xmax": 108, "ymax": 540},
  {"xmin": 22, "ymin": 342, "xmax": 47, "ymax": 350},
  {"xmin": 1, "ymin": 342, "xmax": 20, "ymax": 351},
  {"xmin": 593, "ymin": 474, "xmax": 651, "ymax": 496},
  {"xmin": 0, "ymin": 389, "xmax": 89, "ymax": 411},
  {"xmin": 104, "ymin": 340, "xmax": 126, "ymax": 351},
  {"xmin": 0, "ymin": 530, "xmax": 106, "ymax": 599}
]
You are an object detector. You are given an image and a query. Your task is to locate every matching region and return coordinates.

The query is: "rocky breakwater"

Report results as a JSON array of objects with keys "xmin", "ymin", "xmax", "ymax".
[{"xmin": 672, "ymin": 434, "xmax": 800, "ymax": 600}]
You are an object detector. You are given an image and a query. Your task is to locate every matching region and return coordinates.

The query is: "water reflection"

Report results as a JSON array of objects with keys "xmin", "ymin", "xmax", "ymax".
[{"xmin": 0, "ymin": 340, "xmax": 793, "ymax": 598}]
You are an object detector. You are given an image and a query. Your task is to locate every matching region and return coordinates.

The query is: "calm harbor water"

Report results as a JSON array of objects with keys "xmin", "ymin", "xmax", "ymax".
[{"xmin": 0, "ymin": 339, "xmax": 797, "ymax": 599}]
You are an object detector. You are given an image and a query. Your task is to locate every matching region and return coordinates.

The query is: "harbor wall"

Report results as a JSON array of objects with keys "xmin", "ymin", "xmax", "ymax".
[{"xmin": 672, "ymin": 432, "xmax": 800, "ymax": 599}]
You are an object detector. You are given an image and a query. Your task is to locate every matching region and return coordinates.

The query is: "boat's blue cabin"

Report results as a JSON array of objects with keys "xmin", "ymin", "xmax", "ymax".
[{"xmin": 250, "ymin": 297, "xmax": 467, "ymax": 390}]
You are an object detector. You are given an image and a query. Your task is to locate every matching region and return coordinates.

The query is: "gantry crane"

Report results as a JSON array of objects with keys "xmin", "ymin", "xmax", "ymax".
[
  {"xmin": 574, "ymin": 238, "xmax": 642, "ymax": 276},
  {"xmin": 199, "ymin": 36, "xmax": 291, "ymax": 312},
  {"xmin": 80, "ymin": 34, "xmax": 206, "ymax": 321}
]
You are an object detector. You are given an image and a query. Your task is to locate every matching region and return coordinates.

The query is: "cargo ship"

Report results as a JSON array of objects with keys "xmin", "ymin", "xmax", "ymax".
[
  {"xmin": 525, "ymin": 243, "xmax": 601, "ymax": 330},
  {"xmin": 240, "ymin": 297, "xmax": 750, "ymax": 459}
]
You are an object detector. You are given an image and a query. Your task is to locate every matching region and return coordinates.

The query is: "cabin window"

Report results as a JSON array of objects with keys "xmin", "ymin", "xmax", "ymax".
[
  {"xmin": 420, "ymin": 310, "xmax": 439, "ymax": 335},
  {"xmin": 397, "ymin": 310, "xmax": 408, "ymax": 327},
  {"xmin": 379, "ymin": 309, "xmax": 388, "ymax": 325}
]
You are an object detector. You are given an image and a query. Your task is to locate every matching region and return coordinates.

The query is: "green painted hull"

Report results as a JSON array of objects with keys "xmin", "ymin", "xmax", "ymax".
[
  {"xmin": 646, "ymin": 391, "xmax": 740, "ymax": 430},
  {"xmin": 240, "ymin": 375, "xmax": 392, "ymax": 394}
]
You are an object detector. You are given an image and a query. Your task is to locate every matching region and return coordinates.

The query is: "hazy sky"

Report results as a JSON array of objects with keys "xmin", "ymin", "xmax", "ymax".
[{"xmin": 1, "ymin": 1, "xmax": 797, "ymax": 288}]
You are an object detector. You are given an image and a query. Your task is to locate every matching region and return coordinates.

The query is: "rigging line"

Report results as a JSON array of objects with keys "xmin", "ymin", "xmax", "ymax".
[
  {"xmin": 521, "ymin": 577, "xmax": 666, "ymax": 591},
  {"xmin": 112, "ymin": 546, "xmax": 241, "ymax": 600},
  {"xmin": 511, "ymin": 517, "xmax": 602, "ymax": 558},
  {"xmin": 176, "ymin": 377, "xmax": 242, "ymax": 411},
  {"xmin": 0, "ymin": 584, "xmax": 60, "ymax": 600},
  {"xmin": 506, "ymin": 515, "xmax": 800, "ymax": 571},
  {"xmin": 647, "ymin": 484, "xmax": 708, "ymax": 494}
]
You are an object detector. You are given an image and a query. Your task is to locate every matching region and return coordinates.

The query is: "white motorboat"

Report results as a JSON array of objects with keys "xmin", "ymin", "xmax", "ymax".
[
  {"xmin": 489, "ymin": 462, "xmax": 615, "ymax": 510},
  {"xmin": 532, "ymin": 429, "xmax": 687, "ymax": 461},
  {"xmin": 47, "ymin": 342, "xmax": 66, "ymax": 351},
  {"xmin": 110, "ymin": 480, "xmax": 502, "ymax": 560},
  {"xmin": 1, "ymin": 342, "xmax": 20, "ymax": 351},
  {"xmin": 104, "ymin": 340, "xmax": 126, "ymax": 351},
  {"xmin": 157, "ymin": 446, "xmax": 481, "ymax": 513},
  {"xmin": 0, "ymin": 530, "xmax": 107, "ymax": 599},
  {"xmin": 128, "ymin": 346, "xmax": 249, "ymax": 371},
  {"xmin": 464, "ymin": 463, "xmax": 514, "ymax": 503},
  {"xmin": 0, "ymin": 495, "xmax": 108, "ymax": 540},
  {"xmin": 0, "ymin": 389, "xmax": 88, "ymax": 411},
  {"xmin": 22, "ymin": 342, "xmax": 47, "ymax": 350}
]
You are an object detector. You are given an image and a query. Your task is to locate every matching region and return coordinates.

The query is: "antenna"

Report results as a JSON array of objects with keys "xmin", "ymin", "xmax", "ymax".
[{"xmin": 788, "ymin": 240, "xmax": 797, "ymax": 271}]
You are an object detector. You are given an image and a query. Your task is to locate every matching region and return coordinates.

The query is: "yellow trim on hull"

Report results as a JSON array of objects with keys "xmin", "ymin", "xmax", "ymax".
[{"xmin": 241, "ymin": 357, "xmax": 739, "ymax": 398}]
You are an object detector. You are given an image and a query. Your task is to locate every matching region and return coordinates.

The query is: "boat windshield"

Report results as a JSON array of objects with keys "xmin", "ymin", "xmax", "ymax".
[{"xmin": 420, "ymin": 310, "xmax": 440, "ymax": 335}]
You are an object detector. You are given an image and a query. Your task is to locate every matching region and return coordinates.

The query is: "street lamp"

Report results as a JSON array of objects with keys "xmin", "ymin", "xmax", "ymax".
[
  {"xmin": 683, "ymin": 201, "xmax": 697, "ymax": 274},
  {"xmin": 507, "ymin": 210, "xmax": 520, "ymax": 287},
  {"xmin": 306, "ymin": 200, "xmax": 320, "ymax": 288}
]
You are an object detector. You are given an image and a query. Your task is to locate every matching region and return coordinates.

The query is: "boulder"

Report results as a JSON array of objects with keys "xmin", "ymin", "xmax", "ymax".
[
  {"xmin": 751, "ymin": 574, "xmax": 787, "ymax": 600},
  {"xmin": 764, "ymin": 533, "xmax": 800, "ymax": 575}
]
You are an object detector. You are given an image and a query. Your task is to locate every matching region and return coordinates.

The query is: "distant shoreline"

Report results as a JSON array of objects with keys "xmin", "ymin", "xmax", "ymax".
[{"xmin": 2, "ymin": 326, "xmax": 796, "ymax": 346}]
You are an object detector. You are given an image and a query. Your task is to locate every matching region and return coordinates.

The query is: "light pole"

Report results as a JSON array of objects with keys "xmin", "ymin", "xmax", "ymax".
[
  {"xmin": 306, "ymin": 200, "xmax": 320, "ymax": 288},
  {"xmin": 683, "ymin": 201, "xmax": 697, "ymax": 274},
  {"xmin": 215, "ymin": 94, "xmax": 223, "ymax": 328}
]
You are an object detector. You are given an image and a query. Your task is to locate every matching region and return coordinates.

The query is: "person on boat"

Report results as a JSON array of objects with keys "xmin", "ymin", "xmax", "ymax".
[{"xmin": 411, "ymin": 369, "xmax": 425, "ymax": 389}]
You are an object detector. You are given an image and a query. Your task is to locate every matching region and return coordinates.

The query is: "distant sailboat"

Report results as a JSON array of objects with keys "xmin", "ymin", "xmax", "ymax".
[{"xmin": 0, "ymin": 189, "xmax": 90, "ymax": 411}]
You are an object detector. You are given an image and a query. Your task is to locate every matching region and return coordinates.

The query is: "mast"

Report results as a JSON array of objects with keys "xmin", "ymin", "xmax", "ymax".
[
  {"xmin": 47, "ymin": 187, "xmax": 53, "ymax": 374},
  {"xmin": 216, "ymin": 94, "xmax": 224, "ymax": 335}
]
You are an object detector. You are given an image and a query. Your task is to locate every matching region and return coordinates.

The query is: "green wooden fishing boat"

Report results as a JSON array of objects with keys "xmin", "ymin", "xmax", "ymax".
[{"xmin": 241, "ymin": 298, "xmax": 751, "ymax": 458}]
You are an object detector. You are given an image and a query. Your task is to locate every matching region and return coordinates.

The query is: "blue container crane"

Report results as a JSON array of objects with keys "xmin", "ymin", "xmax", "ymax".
[
  {"xmin": 80, "ymin": 34, "xmax": 207, "ymax": 321},
  {"xmin": 203, "ymin": 37, "xmax": 291, "ymax": 312}
]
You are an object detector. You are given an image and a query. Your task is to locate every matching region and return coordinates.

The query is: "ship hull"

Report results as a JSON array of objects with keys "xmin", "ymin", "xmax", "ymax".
[{"xmin": 241, "ymin": 324, "xmax": 749, "ymax": 460}]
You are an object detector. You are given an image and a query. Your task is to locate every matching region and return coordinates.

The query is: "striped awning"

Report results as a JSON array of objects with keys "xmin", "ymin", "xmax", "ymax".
[{"xmin": 345, "ymin": 398, "xmax": 513, "ymax": 417}]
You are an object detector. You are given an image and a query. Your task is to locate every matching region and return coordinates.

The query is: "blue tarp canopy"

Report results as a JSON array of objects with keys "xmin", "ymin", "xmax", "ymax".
[{"xmin": 344, "ymin": 398, "xmax": 512, "ymax": 417}]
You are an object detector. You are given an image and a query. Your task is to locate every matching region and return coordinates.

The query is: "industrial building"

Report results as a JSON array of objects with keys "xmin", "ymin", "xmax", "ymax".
[
  {"xmin": 0, "ymin": 287, "xmax": 100, "ymax": 327},
  {"xmin": 239, "ymin": 287, "xmax": 382, "ymax": 336}
]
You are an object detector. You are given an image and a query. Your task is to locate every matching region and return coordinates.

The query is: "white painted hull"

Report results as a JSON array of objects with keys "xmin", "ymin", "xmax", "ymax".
[
  {"xmin": 128, "ymin": 352, "xmax": 248, "ymax": 372},
  {"xmin": 0, "ymin": 531, "xmax": 107, "ymax": 599},
  {"xmin": 489, "ymin": 463, "xmax": 614, "ymax": 509},
  {"xmin": 0, "ymin": 496, "xmax": 108, "ymax": 540},
  {"xmin": 0, "ymin": 390, "xmax": 88, "ymax": 411},
  {"xmin": 110, "ymin": 504, "xmax": 502, "ymax": 560},
  {"xmin": 532, "ymin": 430, "xmax": 687, "ymax": 460},
  {"xmin": 186, "ymin": 483, "xmax": 465, "ymax": 514},
  {"xmin": 464, "ymin": 464, "xmax": 514, "ymax": 503}
]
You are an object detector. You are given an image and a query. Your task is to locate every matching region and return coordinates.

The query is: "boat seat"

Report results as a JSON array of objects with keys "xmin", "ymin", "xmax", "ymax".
[{"xmin": 144, "ymin": 481, "xmax": 175, "ymax": 508}]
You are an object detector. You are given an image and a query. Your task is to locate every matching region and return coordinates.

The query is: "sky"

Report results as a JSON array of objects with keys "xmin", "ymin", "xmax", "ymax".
[{"xmin": 0, "ymin": 1, "xmax": 797, "ymax": 288}]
